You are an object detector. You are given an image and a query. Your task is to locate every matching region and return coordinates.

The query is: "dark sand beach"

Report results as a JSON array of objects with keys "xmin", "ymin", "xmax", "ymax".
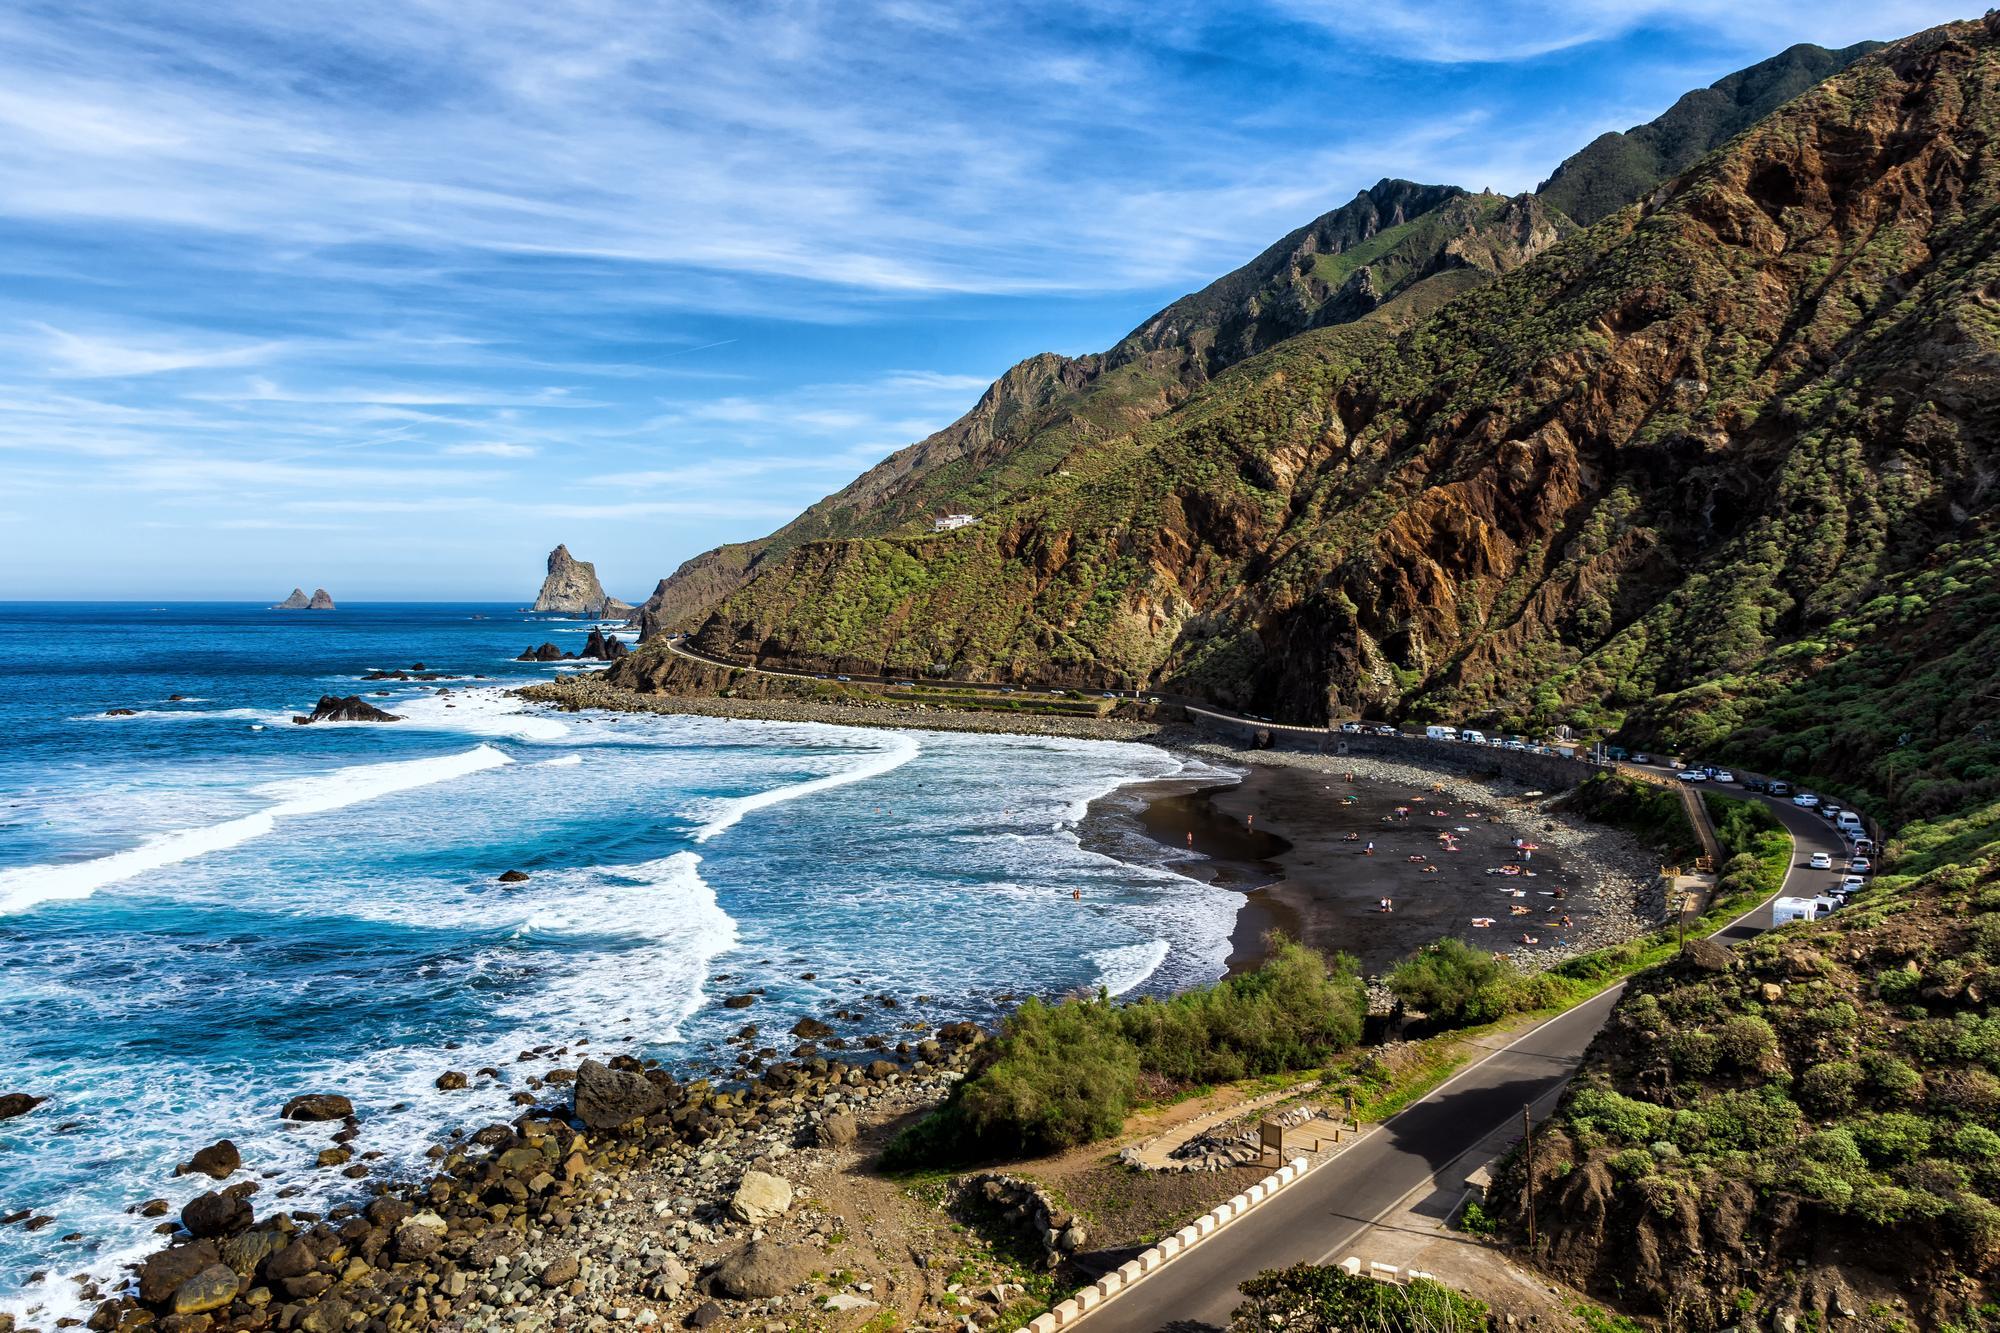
[{"xmin": 1090, "ymin": 741, "xmax": 1663, "ymax": 982}]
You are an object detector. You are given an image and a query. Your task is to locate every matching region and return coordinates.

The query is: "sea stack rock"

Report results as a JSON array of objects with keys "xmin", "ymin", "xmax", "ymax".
[
  {"xmin": 306, "ymin": 588, "xmax": 335, "ymax": 610},
  {"xmin": 533, "ymin": 545, "xmax": 612, "ymax": 614},
  {"xmin": 272, "ymin": 589, "xmax": 310, "ymax": 610},
  {"xmin": 580, "ymin": 628, "xmax": 629, "ymax": 661},
  {"xmin": 291, "ymin": 695, "xmax": 402, "ymax": 725}
]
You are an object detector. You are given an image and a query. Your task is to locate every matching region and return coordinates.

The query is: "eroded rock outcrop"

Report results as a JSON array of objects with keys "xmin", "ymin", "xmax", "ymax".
[
  {"xmin": 533, "ymin": 545, "xmax": 617, "ymax": 615},
  {"xmin": 291, "ymin": 696, "xmax": 401, "ymax": 725}
]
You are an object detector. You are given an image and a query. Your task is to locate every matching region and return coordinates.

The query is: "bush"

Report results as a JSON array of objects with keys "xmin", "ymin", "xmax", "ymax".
[
  {"xmin": 1232, "ymin": 1264, "xmax": 1488, "ymax": 1333},
  {"xmin": 1852, "ymin": 1112, "xmax": 1933, "ymax": 1165},
  {"xmin": 1800, "ymin": 1060, "xmax": 1864, "ymax": 1115},
  {"xmin": 1387, "ymin": 938, "xmax": 1508, "ymax": 1024},
  {"xmin": 886, "ymin": 938, "xmax": 1363, "ymax": 1165}
]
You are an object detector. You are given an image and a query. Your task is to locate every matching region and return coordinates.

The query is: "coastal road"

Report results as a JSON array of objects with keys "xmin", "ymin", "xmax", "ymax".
[
  {"xmin": 655, "ymin": 634, "xmax": 1148, "ymax": 702},
  {"xmin": 1076, "ymin": 777, "xmax": 1854, "ymax": 1332}
]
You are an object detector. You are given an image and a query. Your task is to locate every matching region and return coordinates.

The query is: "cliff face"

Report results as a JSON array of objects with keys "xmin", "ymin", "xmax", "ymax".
[
  {"xmin": 616, "ymin": 19, "xmax": 2000, "ymax": 831},
  {"xmin": 533, "ymin": 545, "xmax": 611, "ymax": 615},
  {"xmin": 627, "ymin": 182, "xmax": 1573, "ymax": 638}
]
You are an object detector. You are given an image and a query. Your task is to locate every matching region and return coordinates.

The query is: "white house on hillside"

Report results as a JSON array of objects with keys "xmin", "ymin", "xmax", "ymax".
[{"xmin": 932, "ymin": 513, "xmax": 977, "ymax": 532}]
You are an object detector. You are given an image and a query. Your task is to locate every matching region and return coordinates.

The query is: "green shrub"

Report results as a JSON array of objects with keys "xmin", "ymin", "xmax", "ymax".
[
  {"xmin": 886, "ymin": 938, "xmax": 1363, "ymax": 1165},
  {"xmin": 1715, "ymin": 1015, "xmax": 1779, "ymax": 1070},
  {"xmin": 1387, "ymin": 938, "xmax": 1509, "ymax": 1025},
  {"xmin": 1852, "ymin": 1113, "xmax": 1933, "ymax": 1165},
  {"xmin": 1800, "ymin": 1060, "xmax": 1864, "ymax": 1115},
  {"xmin": 1954, "ymin": 1124, "xmax": 2000, "ymax": 1160},
  {"xmin": 1232, "ymin": 1264, "xmax": 1488, "ymax": 1332}
]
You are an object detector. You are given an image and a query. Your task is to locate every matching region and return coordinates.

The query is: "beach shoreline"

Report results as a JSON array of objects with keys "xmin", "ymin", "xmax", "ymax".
[{"xmin": 522, "ymin": 676, "xmax": 1669, "ymax": 986}]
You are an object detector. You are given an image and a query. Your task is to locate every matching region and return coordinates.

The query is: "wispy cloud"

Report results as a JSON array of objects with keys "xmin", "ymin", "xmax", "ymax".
[
  {"xmin": 441, "ymin": 441, "xmax": 536, "ymax": 458},
  {"xmin": 34, "ymin": 323, "xmax": 288, "ymax": 378}
]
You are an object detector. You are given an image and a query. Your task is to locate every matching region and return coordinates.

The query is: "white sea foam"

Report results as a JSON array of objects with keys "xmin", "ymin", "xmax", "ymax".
[
  {"xmin": 539, "ymin": 754, "xmax": 583, "ymax": 767},
  {"xmin": 691, "ymin": 732, "xmax": 921, "ymax": 843},
  {"xmin": 70, "ymin": 707, "xmax": 270, "ymax": 723},
  {"xmin": 1089, "ymin": 938, "xmax": 1173, "ymax": 996},
  {"xmin": 0, "ymin": 745, "xmax": 513, "ymax": 916},
  {"xmin": 390, "ymin": 687, "xmax": 570, "ymax": 741}
]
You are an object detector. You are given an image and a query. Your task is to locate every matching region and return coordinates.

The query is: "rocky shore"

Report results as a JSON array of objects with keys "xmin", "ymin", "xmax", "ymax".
[{"xmin": 54, "ymin": 1031, "xmax": 1004, "ymax": 1333}]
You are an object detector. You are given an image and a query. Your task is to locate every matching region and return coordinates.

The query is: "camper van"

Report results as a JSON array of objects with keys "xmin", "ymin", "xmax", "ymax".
[
  {"xmin": 1425, "ymin": 725, "xmax": 1458, "ymax": 741},
  {"xmin": 1772, "ymin": 896, "xmax": 1827, "ymax": 925},
  {"xmin": 1835, "ymin": 811, "xmax": 1865, "ymax": 836},
  {"xmin": 1459, "ymin": 729, "xmax": 1487, "ymax": 745}
]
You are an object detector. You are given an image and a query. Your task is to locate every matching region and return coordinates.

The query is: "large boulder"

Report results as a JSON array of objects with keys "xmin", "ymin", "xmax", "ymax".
[
  {"xmin": 280, "ymin": 1093, "xmax": 353, "ymax": 1122},
  {"xmin": 181, "ymin": 1191, "xmax": 252, "ymax": 1239},
  {"xmin": 0, "ymin": 1093, "xmax": 45, "ymax": 1120},
  {"xmin": 177, "ymin": 1140, "xmax": 240, "ymax": 1180},
  {"xmin": 292, "ymin": 695, "xmax": 401, "ymax": 725},
  {"xmin": 705, "ymin": 1241, "xmax": 817, "ymax": 1299},
  {"xmin": 727, "ymin": 1171, "xmax": 793, "ymax": 1224},
  {"xmin": 571, "ymin": 1059, "xmax": 665, "ymax": 1131},
  {"xmin": 171, "ymin": 1264, "xmax": 241, "ymax": 1315},
  {"xmin": 789, "ymin": 1017, "xmax": 836, "ymax": 1040},
  {"xmin": 135, "ymin": 1242, "xmax": 221, "ymax": 1305},
  {"xmin": 813, "ymin": 1111, "xmax": 858, "ymax": 1149}
]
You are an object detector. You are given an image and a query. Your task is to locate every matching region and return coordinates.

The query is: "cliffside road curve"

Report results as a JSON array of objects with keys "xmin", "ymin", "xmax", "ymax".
[{"xmin": 1073, "ymin": 777, "xmax": 1851, "ymax": 1332}]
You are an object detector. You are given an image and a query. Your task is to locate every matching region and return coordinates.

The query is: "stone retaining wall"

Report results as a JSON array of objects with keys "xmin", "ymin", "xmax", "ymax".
[
  {"xmin": 948, "ymin": 1173, "xmax": 1085, "ymax": 1268},
  {"xmin": 1182, "ymin": 707, "xmax": 1597, "ymax": 790}
]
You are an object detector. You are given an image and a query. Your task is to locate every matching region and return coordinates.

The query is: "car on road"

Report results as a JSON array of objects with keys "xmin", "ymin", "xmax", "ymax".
[
  {"xmin": 1669, "ymin": 758, "xmax": 1687, "ymax": 769},
  {"xmin": 1630, "ymin": 752, "xmax": 1651, "ymax": 764},
  {"xmin": 1711, "ymin": 770, "xmax": 1736, "ymax": 783},
  {"xmin": 1809, "ymin": 852, "xmax": 1832, "ymax": 870},
  {"xmin": 1769, "ymin": 781, "xmax": 1791, "ymax": 796},
  {"xmin": 1841, "ymin": 875, "xmax": 1867, "ymax": 894},
  {"xmin": 1849, "ymin": 857, "xmax": 1872, "ymax": 874},
  {"xmin": 1794, "ymin": 792, "xmax": 1820, "ymax": 808},
  {"xmin": 835, "ymin": 675, "xmax": 851, "ymax": 682},
  {"xmin": 893, "ymin": 680, "xmax": 915, "ymax": 686},
  {"xmin": 1677, "ymin": 770, "xmax": 1708, "ymax": 782},
  {"xmin": 1100, "ymin": 692, "xmax": 1118, "ymax": 699}
]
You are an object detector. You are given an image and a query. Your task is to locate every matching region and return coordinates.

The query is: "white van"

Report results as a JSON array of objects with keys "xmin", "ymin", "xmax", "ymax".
[
  {"xmin": 1772, "ymin": 896, "xmax": 1824, "ymax": 925},
  {"xmin": 1835, "ymin": 811, "xmax": 1864, "ymax": 836},
  {"xmin": 1460, "ymin": 729, "xmax": 1487, "ymax": 745},
  {"xmin": 1425, "ymin": 725, "xmax": 1458, "ymax": 741}
]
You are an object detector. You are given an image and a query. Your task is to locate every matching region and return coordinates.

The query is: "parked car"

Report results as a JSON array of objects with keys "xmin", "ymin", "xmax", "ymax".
[
  {"xmin": 1794, "ymin": 792, "xmax": 1820, "ymax": 808},
  {"xmin": 1769, "ymin": 781, "xmax": 1792, "ymax": 797},
  {"xmin": 1841, "ymin": 875, "xmax": 1867, "ymax": 894},
  {"xmin": 1677, "ymin": 770, "xmax": 1708, "ymax": 782},
  {"xmin": 1669, "ymin": 758, "xmax": 1687, "ymax": 770},
  {"xmin": 1849, "ymin": 857, "xmax": 1872, "ymax": 874},
  {"xmin": 835, "ymin": 675, "xmax": 851, "ymax": 682},
  {"xmin": 1711, "ymin": 770, "xmax": 1736, "ymax": 783},
  {"xmin": 1630, "ymin": 752, "xmax": 1652, "ymax": 764},
  {"xmin": 1743, "ymin": 778, "xmax": 1769, "ymax": 793},
  {"xmin": 1852, "ymin": 837, "xmax": 1876, "ymax": 856},
  {"xmin": 1809, "ymin": 852, "xmax": 1832, "ymax": 870}
]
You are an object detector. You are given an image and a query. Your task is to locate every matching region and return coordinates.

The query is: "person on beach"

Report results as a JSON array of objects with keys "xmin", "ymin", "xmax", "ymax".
[
  {"xmin": 1364, "ymin": 840, "xmax": 1375, "ymax": 855},
  {"xmin": 1379, "ymin": 897, "xmax": 1393, "ymax": 913},
  {"xmin": 1186, "ymin": 830, "xmax": 1194, "ymax": 848}
]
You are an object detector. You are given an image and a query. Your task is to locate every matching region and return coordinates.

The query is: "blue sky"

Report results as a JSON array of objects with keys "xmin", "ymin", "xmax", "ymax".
[{"xmin": 0, "ymin": 0, "xmax": 1970, "ymax": 600}]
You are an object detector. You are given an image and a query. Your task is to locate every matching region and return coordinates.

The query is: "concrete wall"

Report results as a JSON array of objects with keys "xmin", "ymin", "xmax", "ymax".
[{"xmin": 1183, "ymin": 707, "xmax": 1597, "ymax": 790}]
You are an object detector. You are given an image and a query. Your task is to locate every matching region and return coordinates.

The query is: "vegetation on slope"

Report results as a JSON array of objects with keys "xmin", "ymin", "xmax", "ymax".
[{"xmin": 1499, "ymin": 858, "xmax": 2000, "ymax": 1326}]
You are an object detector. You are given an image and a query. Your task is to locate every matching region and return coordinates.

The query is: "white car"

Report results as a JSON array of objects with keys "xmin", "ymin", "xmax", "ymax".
[
  {"xmin": 1630, "ymin": 753, "xmax": 1652, "ymax": 764},
  {"xmin": 1794, "ymin": 793, "xmax": 1820, "ymax": 808},
  {"xmin": 1711, "ymin": 770, "xmax": 1735, "ymax": 783},
  {"xmin": 1850, "ymin": 858, "xmax": 1872, "ymax": 874},
  {"xmin": 1841, "ymin": 875, "xmax": 1867, "ymax": 893},
  {"xmin": 1677, "ymin": 770, "xmax": 1708, "ymax": 782},
  {"xmin": 1809, "ymin": 852, "xmax": 1832, "ymax": 870}
]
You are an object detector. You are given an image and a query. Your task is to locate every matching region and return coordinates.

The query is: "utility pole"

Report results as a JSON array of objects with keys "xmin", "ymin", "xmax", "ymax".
[{"xmin": 1523, "ymin": 1104, "xmax": 1537, "ymax": 1247}]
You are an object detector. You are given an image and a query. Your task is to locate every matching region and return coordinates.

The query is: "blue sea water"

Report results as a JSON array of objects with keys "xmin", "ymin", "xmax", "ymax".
[{"xmin": 0, "ymin": 603, "xmax": 1238, "ymax": 1319}]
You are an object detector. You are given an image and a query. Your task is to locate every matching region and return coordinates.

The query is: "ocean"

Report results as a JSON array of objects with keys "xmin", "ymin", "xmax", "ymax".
[{"xmin": 0, "ymin": 603, "xmax": 1240, "ymax": 1320}]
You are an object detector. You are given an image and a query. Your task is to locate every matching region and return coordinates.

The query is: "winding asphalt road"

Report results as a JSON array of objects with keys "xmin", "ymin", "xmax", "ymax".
[{"xmin": 1075, "ymin": 774, "xmax": 1856, "ymax": 1332}]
